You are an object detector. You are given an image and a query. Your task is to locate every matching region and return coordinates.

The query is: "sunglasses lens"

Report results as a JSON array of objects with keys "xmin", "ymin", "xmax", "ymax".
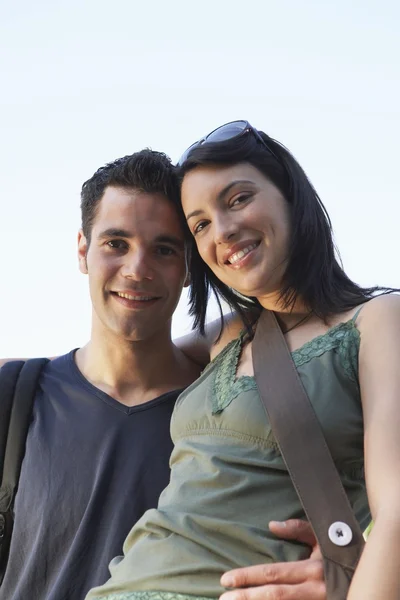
[
  {"xmin": 206, "ymin": 120, "xmax": 248, "ymax": 144},
  {"xmin": 178, "ymin": 120, "xmax": 253, "ymax": 166}
]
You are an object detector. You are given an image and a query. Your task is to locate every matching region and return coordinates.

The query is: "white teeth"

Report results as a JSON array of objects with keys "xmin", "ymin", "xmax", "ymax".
[
  {"xmin": 116, "ymin": 293, "xmax": 154, "ymax": 301},
  {"xmin": 228, "ymin": 243, "xmax": 258, "ymax": 265}
]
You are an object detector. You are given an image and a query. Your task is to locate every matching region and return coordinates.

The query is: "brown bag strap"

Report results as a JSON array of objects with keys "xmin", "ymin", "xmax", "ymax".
[{"xmin": 252, "ymin": 310, "xmax": 364, "ymax": 572}]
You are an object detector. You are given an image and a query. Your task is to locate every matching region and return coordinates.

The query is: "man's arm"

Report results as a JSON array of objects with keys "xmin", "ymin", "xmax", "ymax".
[
  {"xmin": 175, "ymin": 311, "xmax": 249, "ymax": 367},
  {"xmin": 220, "ymin": 520, "xmax": 325, "ymax": 600}
]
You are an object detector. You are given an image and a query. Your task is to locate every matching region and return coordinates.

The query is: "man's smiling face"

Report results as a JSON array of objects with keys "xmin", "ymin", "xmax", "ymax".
[{"xmin": 78, "ymin": 185, "xmax": 189, "ymax": 342}]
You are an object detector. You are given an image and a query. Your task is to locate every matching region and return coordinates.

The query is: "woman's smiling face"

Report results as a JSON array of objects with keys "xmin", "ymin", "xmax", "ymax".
[{"xmin": 181, "ymin": 162, "xmax": 291, "ymax": 302}]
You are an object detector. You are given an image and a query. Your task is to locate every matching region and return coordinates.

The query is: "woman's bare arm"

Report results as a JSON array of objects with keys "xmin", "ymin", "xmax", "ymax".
[{"xmin": 348, "ymin": 294, "xmax": 400, "ymax": 599}]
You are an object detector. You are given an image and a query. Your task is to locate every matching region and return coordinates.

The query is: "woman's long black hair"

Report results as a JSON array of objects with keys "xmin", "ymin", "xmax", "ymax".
[{"xmin": 178, "ymin": 128, "xmax": 396, "ymax": 335}]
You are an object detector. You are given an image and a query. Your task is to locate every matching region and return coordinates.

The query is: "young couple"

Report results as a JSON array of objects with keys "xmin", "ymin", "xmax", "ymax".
[{"xmin": 3, "ymin": 121, "xmax": 400, "ymax": 600}]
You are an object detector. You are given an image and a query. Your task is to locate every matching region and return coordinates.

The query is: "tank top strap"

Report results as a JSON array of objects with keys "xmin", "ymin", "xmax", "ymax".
[{"xmin": 351, "ymin": 303, "xmax": 367, "ymax": 324}]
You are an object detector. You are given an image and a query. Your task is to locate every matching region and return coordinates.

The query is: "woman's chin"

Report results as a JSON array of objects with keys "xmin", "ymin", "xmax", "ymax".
[{"xmin": 228, "ymin": 278, "xmax": 267, "ymax": 298}]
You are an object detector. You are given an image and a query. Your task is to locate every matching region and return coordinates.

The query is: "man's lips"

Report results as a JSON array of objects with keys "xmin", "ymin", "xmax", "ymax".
[
  {"xmin": 110, "ymin": 291, "xmax": 161, "ymax": 309},
  {"xmin": 222, "ymin": 240, "xmax": 261, "ymax": 267},
  {"xmin": 112, "ymin": 291, "xmax": 159, "ymax": 301}
]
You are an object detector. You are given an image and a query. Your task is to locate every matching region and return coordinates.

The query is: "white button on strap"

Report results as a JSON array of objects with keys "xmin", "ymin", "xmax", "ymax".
[{"xmin": 328, "ymin": 521, "xmax": 353, "ymax": 546}]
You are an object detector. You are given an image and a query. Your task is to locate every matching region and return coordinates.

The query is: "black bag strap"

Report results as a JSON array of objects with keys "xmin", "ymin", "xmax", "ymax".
[
  {"xmin": 0, "ymin": 358, "xmax": 49, "ymax": 583},
  {"xmin": 0, "ymin": 361, "xmax": 25, "ymax": 483},
  {"xmin": 1, "ymin": 358, "xmax": 50, "ymax": 498},
  {"xmin": 252, "ymin": 310, "xmax": 364, "ymax": 599}
]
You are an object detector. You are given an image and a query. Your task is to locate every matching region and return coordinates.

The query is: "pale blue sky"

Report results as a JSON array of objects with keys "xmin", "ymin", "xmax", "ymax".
[{"xmin": 1, "ymin": 0, "xmax": 399, "ymax": 356}]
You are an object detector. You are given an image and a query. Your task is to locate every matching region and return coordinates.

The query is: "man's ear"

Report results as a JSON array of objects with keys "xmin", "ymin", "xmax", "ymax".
[{"xmin": 77, "ymin": 229, "xmax": 88, "ymax": 274}]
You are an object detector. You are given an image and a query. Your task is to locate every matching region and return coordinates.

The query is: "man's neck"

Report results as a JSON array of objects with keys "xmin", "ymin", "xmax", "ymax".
[{"xmin": 75, "ymin": 328, "xmax": 200, "ymax": 407}]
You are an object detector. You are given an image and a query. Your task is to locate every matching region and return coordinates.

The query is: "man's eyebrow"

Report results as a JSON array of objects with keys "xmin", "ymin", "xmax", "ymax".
[
  {"xmin": 97, "ymin": 230, "xmax": 184, "ymax": 250},
  {"xmin": 97, "ymin": 228, "xmax": 132, "ymax": 240},
  {"xmin": 98, "ymin": 227, "xmax": 185, "ymax": 250},
  {"xmin": 186, "ymin": 179, "xmax": 255, "ymax": 221}
]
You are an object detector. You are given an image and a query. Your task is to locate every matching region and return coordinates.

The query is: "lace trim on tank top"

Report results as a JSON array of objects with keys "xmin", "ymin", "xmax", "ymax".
[
  {"xmin": 291, "ymin": 319, "xmax": 360, "ymax": 381},
  {"xmin": 208, "ymin": 315, "xmax": 362, "ymax": 464},
  {"xmin": 211, "ymin": 315, "xmax": 361, "ymax": 415},
  {"xmin": 91, "ymin": 592, "xmax": 213, "ymax": 600}
]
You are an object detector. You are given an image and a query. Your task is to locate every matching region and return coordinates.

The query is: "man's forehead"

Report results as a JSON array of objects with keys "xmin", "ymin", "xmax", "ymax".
[
  {"xmin": 93, "ymin": 186, "xmax": 185, "ymax": 240},
  {"xmin": 100, "ymin": 185, "xmax": 172, "ymax": 210}
]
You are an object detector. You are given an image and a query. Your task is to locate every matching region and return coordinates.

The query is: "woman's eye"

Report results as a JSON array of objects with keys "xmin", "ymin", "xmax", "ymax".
[
  {"xmin": 107, "ymin": 239, "xmax": 127, "ymax": 250},
  {"xmin": 231, "ymin": 194, "xmax": 251, "ymax": 207},
  {"xmin": 193, "ymin": 221, "xmax": 209, "ymax": 235}
]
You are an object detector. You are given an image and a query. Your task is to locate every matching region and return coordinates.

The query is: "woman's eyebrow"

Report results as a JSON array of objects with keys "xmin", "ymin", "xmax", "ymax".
[
  {"xmin": 215, "ymin": 180, "xmax": 254, "ymax": 204},
  {"xmin": 186, "ymin": 209, "xmax": 204, "ymax": 221},
  {"xmin": 186, "ymin": 180, "xmax": 254, "ymax": 222}
]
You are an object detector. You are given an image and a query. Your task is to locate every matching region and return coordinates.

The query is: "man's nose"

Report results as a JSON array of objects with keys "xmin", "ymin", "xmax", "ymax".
[{"xmin": 121, "ymin": 251, "xmax": 154, "ymax": 281}]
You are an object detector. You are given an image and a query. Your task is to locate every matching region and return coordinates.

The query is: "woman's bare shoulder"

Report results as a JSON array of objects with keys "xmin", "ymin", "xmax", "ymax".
[{"xmin": 355, "ymin": 294, "xmax": 400, "ymax": 328}]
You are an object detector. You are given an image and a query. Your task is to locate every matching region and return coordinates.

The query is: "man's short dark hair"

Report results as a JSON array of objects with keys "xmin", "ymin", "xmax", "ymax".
[{"xmin": 80, "ymin": 149, "xmax": 185, "ymax": 242}]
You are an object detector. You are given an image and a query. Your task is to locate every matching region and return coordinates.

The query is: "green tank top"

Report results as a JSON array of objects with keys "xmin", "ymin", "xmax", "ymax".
[{"xmin": 88, "ymin": 315, "xmax": 369, "ymax": 600}]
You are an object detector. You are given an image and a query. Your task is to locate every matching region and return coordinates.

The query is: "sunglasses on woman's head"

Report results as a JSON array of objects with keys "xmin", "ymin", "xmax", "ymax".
[{"xmin": 177, "ymin": 120, "xmax": 278, "ymax": 166}]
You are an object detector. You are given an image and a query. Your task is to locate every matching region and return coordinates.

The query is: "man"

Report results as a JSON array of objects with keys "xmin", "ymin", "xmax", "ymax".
[{"xmin": 0, "ymin": 150, "xmax": 325, "ymax": 600}]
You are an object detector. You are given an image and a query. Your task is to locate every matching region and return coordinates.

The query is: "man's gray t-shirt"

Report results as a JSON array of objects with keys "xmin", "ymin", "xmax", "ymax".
[{"xmin": 0, "ymin": 351, "xmax": 181, "ymax": 600}]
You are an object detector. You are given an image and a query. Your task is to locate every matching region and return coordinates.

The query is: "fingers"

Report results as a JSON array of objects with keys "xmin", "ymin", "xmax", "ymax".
[
  {"xmin": 269, "ymin": 520, "xmax": 323, "ymax": 561},
  {"xmin": 220, "ymin": 559, "xmax": 323, "ymax": 588},
  {"xmin": 269, "ymin": 520, "xmax": 316, "ymax": 548},
  {"xmin": 219, "ymin": 521, "xmax": 326, "ymax": 600},
  {"xmin": 220, "ymin": 580, "xmax": 326, "ymax": 600}
]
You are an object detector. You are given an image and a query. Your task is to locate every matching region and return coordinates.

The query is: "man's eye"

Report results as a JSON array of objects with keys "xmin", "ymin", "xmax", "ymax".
[
  {"xmin": 107, "ymin": 240, "xmax": 127, "ymax": 250},
  {"xmin": 157, "ymin": 246, "xmax": 176, "ymax": 256}
]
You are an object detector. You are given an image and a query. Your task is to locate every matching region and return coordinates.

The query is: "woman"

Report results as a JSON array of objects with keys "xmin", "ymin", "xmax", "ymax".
[{"xmin": 87, "ymin": 121, "xmax": 400, "ymax": 599}]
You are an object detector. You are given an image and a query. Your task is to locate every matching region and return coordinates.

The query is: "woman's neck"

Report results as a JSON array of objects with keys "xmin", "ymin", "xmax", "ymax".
[{"xmin": 256, "ymin": 291, "xmax": 311, "ymax": 331}]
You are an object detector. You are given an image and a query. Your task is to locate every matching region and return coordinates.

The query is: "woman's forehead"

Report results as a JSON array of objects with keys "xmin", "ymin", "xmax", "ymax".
[{"xmin": 181, "ymin": 163, "xmax": 273, "ymax": 206}]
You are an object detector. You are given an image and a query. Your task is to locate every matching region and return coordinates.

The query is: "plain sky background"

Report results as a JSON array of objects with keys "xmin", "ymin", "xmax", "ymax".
[{"xmin": 1, "ymin": 0, "xmax": 399, "ymax": 357}]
